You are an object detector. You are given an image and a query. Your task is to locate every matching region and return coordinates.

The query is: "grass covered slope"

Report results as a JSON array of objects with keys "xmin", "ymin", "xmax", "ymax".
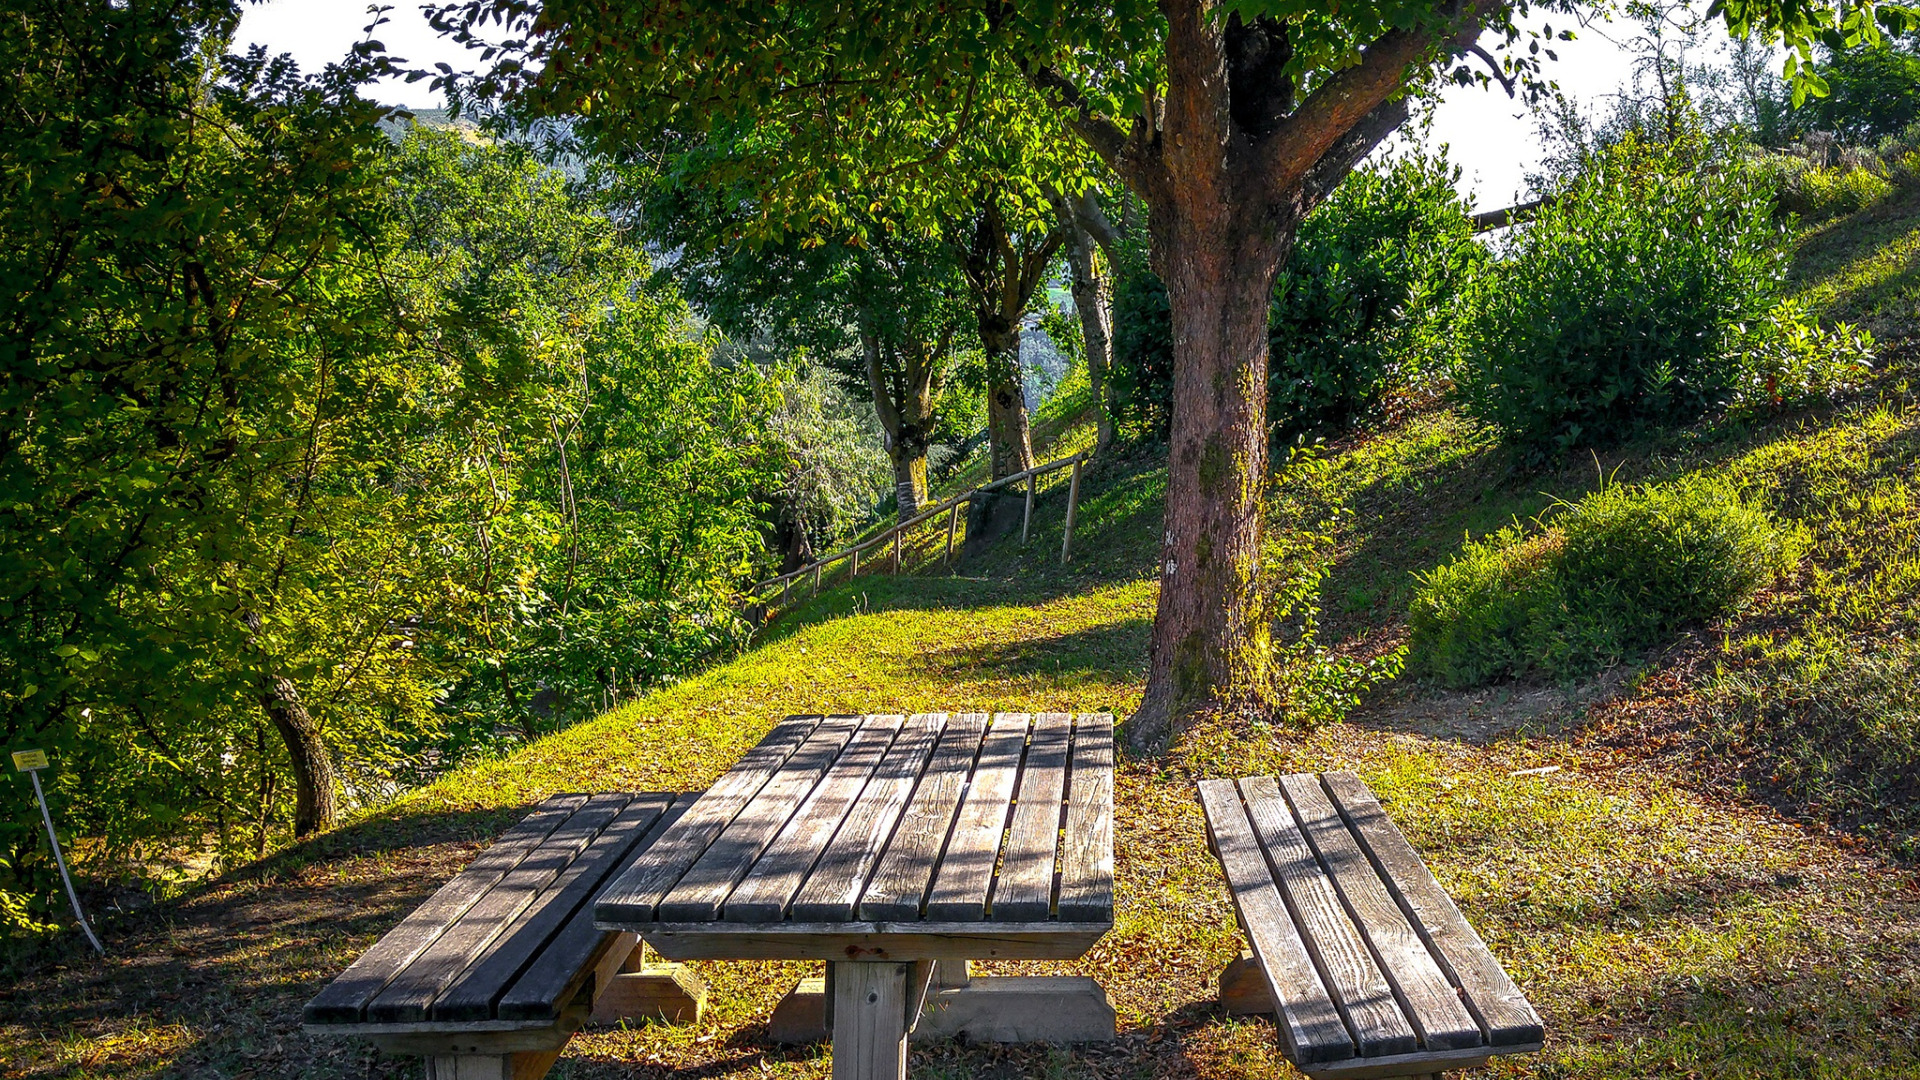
[
  {"xmin": 5, "ymin": 412, "xmax": 1919, "ymax": 1080},
  {"xmin": 6, "ymin": 203, "xmax": 1920, "ymax": 1080}
]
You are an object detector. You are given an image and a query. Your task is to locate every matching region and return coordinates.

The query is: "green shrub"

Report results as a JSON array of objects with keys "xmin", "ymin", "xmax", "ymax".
[
  {"xmin": 1409, "ymin": 476, "xmax": 1804, "ymax": 686},
  {"xmin": 1727, "ymin": 298, "xmax": 1875, "ymax": 412},
  {"xmin": 1109, "ymin": 149, "xmax": 1479, "ymax": 441},
  {"xmin": 1109, "ymin": 225, "xmax": 1174, "ymax": 439},
  {"xmin": 1455, "ymin": 136, "xmax": 1787, "ymax": 461},
  {"xmin": 1777, "ymin": 163, "xmax": 1895, "ymax": 219},
  {"xmin": 1268, "ymin": 154, "xmax": 1483, "ymax": 437}
]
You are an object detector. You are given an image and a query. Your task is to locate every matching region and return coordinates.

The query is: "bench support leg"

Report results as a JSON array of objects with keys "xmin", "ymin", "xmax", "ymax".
[
  {"xmin": 425, "ymin": 1049, "xmax": 560, "ymax": 1080},
  {"xmin": 591, "ymin": 938, "xmax": 707, "ymax": 1025},
  {"xmin": 830, "ymin": 960, "xmax": 915, "ymax": 1080},
  {"xmin": 1219, "ymin": 948, "xmax": 1273, "ymax": 1015}
]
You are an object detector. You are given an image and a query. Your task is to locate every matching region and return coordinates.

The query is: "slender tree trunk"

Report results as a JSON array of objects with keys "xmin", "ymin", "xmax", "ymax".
[
  {"xmin": 888, "ymin": 433, "xmax": 931, "ymax": 516},
  {"xmin": 244, "ymin": 609, "xmax": 335, "ymax": 836},
  {"xmin": 861, "ymin": 330, "xmax": 936, "ymax": 515},
  {"xmin": 981, "ymin": 315, "xmax": 1035, "ymax": 480},
  {"xmin": 1055, "ymin": 192, "xmax": 1116, "ymax": 451},
  {"xmin": 260, "ymin": 670, "xmax": 335, "ymax": 837}
]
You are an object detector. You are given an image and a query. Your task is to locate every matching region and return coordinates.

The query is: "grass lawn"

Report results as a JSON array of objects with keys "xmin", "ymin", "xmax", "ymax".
[{"xmin": 5, "ymin": 204, "xmax": 1920, "ymax": 1080}]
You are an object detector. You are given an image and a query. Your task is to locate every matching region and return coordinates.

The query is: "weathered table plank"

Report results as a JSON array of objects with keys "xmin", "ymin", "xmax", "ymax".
[
  {"xmin": 991, "ymin": 711, "xmax": 1071, "ymax": 920},
  {"xmin": 791, "ymin": 714, "xmax": 945, "ymax": 923},
  {"xmin": 1197, "ymin": 779, "xmax": 1354, "ymax": 1065},
  {"xmin": 1056, "ymin": 714, "xmax": 1114, "ymax": 923},
  {"xmin": 923, "ymin": 714, "xmax": 1030, "ymax": 921},
  {"xmin": 595, "ymin": 715, "xmax": 823, "ymax": 924},
  {"xmin": 727, "ymin": 714, "xmax": 904, "ymax": 922},
  {"xmin": 658, "ymin": 715, "xmax": 860, "ymax": 922},
  {"xmin": 370, "ymin": 794, "xmax": 627, "ymax": 1023},
  {"xmin": 1320, "ymin": 771, "xmax": 1544, "ymax": 1047},
  {"xmin": 856, "ymin": 713, "xmax": 988, "ymax": 921},
  {"xmin": 432, "ymin": 792, "xmax": 672, "ymax": 1021},
  {"xmin": 1240, "ymin": 775, "xmax": 1417, "ymax": 1057}
]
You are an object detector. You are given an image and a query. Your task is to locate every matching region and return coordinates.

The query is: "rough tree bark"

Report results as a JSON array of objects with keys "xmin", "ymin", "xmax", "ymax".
[
  {"xmin": 1021, "ymin": 0, "xmax": 1491, "ymax": 750},
  {"xmin": 244, "ymin": 611, "xmax": 335, "ymax": 836},
  {"xmin": 962, "ymin": 200, "xmax": 1062, "ymax": 481},
  {"xmin": 861, "ymin": 327, "xmax": 943, "ymax": 517},
  {"xmin": 260, "ymin": 671, "xmax": 335, "ymax": 837},
  {"xmin": 1048, "ymin": 187, "xmax": 1118, "ymax": 452}
]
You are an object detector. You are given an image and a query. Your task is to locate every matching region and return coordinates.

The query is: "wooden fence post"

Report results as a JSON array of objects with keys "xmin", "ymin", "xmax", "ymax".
[
  {"xmin": 892, "ymin": 528, "xmax": 901, "ymax": 574},
  {"xmin": 1061, "ymin": 458, "xmax": 1082, "ymax": 564},
  {"xmin": 1021, "ymin": 476, "xmax": 1034, "ymax": 543},
  {"xmin": 851, "ymin": 547, "xmax": 860, "ymax": 579},
  {"xmin": 813, "ymin": 564, "xmax": 822, "ymax": 595},
  {"xmin": 781, "ymin": 576, "xmax": 791, "ymax": 606},
  {"xmin": 945, "ymin": 503, "xmax": 960, "ymax": 564}
]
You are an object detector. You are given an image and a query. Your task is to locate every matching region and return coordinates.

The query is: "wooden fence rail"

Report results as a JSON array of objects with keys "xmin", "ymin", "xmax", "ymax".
[{"xmin": 744, "ymin": 449, "xmax": 1092, "ymax": 609}]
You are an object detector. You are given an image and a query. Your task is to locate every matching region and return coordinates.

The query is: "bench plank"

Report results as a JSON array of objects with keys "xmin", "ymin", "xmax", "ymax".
[
  {"xmin": 595, "ymin": 715, "xmax": 823, "ymax": 924},
  {"xmin": 499, "ymin": 792, "xmax": 699, "ymax": 1020},
  {"xmin": 923, "ymin": 713, "xmax": 1030, "ymax": 921},
  {"xmin": 304, "ymin": 795, "xmax": 588, "ymax": 1024},
  {"xmin": 858, "ymin": 714, "xmax": 988, "ymax": 921},
  {"xmin": 1240, "ymin": 776, "xmax": 1417, "ymax": 1058},
  {"xmin": 434, "ymin": 792, "xmax": 673, "ymax": 1021},
  {"xmin": 726, "ymin": 714, "xmax": 904, "ymax": 922},
  {"xmin": 371, "ymin": 794, "xmax": 627, "ymax": 1023},
  {"xmin": 1320, "ymin": 771, "xmax": 1544, "ymax": 1047},
  {"xmin": 991, "ymin": 711, "xmax": 1071, "ymax": 920},
  {"xmin": 1197, "ymin": 779, "xmax": 1353, "ymax": 1065},
  {"xmin": 1277, "ymin": 774, "xmax": 1483, "ymax": 1052},
  {"xmin": 1056, "ymin": 714, "xmax": 1114, "ymax": 923},
  {"xmin": 499, "ymin": 787, "xmax": 702, "ymax": 1014},
  {"xmin": 790, "ymin": 714, "xmax": 944, "ymax": 922},
  {"xmin": 658, "ymin": 715, "xmax": 860, "ymax": 922}
]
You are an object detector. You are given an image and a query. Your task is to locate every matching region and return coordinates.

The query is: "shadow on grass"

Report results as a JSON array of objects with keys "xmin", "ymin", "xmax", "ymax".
[
  {"xmin": 913, "ymin": 618, "xmax": 1153, "ymax": 685},
  {"xmin": 0, "ymin": 802, "xmax": 545, "ymax": 1079}
]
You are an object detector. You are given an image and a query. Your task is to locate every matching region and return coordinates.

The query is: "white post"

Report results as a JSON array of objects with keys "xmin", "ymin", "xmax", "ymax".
[
  {"xmin": 1061, "ymin": 458, "xmax": 1083, "ymax": 564},
  {"xmin": 26, "ymin": 766, "xmax": 103, "ymax": 955}
]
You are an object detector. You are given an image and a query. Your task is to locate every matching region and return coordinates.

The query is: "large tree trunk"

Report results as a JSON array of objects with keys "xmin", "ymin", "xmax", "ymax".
[
  {"xmin": 1052, "ymin": 189, "xmax": 1117, "ymax": 452},
  {"xmin": 1127, "ymin": 4, "xmax": 1296, "ymax": 751},
  {"xmin": 260, "ymin": 671, "xmax": 335, "ymax": 837},
  {"xmin": 1016, "ymin": 0, "xmax": 1449, "ymax": 750},
  {"xmin": 888, "ymin": 433, "xmax": 931, "ymax": 516}
]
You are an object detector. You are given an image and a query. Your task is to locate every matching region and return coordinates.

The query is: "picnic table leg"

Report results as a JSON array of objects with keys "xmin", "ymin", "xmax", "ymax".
[
  {"xmin": 830, "ymin": 960, "xmax": 923, "ymax": 1080},
  {"xmin": 425, "ymin": 1049, "xmax": 559, "ymax": 1079}
]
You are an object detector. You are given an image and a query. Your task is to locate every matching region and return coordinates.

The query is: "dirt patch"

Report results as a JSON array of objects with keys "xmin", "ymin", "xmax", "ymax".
[{"xmin": 1352, "ymin": 666, "xmax": 1634, "ymax": 743}]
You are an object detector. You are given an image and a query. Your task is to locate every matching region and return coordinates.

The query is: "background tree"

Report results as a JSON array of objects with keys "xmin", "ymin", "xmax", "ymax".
[{"xmin": 428, "ymin": 0, "xmax": 1916, "ymax": 749}]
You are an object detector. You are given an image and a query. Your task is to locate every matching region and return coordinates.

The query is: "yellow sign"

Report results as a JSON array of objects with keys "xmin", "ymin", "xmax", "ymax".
[{"xmin": 11, "ymin": 750, "xmax": 47, "ymax": 772}]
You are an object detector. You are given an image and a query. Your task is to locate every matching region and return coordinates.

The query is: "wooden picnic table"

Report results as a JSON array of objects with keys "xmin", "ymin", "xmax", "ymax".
[{"xmin": 593, "ymin": 711, "xmax": 1116, "ymax": 1080}]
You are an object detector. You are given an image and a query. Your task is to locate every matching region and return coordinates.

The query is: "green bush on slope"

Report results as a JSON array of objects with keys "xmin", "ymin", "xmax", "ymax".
[{"xmin": 1410, "ymin": 476, "xmax": 1805, "ymax": 686}]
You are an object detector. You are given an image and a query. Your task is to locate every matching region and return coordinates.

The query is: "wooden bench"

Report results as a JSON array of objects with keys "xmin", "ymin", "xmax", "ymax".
[
  {"xmin": 303, "ymin": 791, "xmax": 707, "ymax": 1080},
  {"xmin": 1198, "ymin": 772, "xmax": 1543, "ymax": 1080}
]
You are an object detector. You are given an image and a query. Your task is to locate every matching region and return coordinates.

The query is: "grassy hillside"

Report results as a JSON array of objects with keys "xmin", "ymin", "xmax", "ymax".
[{"xmin": 5, "ymin": 204, "xmax": 1920, "ymax": 1079}]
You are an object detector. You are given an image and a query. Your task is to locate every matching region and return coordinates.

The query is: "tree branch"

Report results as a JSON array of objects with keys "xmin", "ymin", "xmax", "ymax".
[
  {"xmin": 1469, "ymin": 43, "xmax": 1517, "ymax": 97},
  {"xmin": 1253, "ymin": 0, "xmax": 1500, "ymax": 200},
  {"xmin": 1301, "ymin": 96, "xmax": 1411, "ymax": 210},
  {"xmin": 1019, "ymin": 61, "xmax": 1151, "ymax": 191}
]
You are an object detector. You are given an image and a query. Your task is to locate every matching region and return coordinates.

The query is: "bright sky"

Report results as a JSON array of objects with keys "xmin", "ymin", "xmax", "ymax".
[{"xmin": 234, "ymin": 0, "xmax": 1748, "ymax": 209}]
